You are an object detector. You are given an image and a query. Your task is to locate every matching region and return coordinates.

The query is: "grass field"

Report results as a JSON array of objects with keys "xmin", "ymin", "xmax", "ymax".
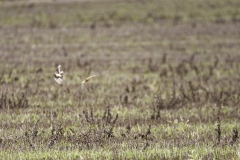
[{"xmin": 0, "ymin": 0, "xmax": 240, "ymax": 159}]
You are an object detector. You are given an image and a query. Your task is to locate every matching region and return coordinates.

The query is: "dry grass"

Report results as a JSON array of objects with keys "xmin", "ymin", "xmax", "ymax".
[{"xmin": 0, "ymin": 0, "xmax": 239, "ymax": 159}]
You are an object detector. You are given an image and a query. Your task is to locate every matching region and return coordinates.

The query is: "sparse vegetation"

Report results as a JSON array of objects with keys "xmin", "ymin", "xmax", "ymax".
[{"xmin": 0, "ymin": 0, "xmax": 239, "ymax": 159}]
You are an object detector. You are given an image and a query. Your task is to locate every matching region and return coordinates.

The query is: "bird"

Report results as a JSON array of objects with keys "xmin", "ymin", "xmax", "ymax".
[
  {"xmin": 53, "ymin": 65, "xmax": 64, "ymax": 84},
  {"xmin": 81, "ymin": 75, "xmax": 97, "ymax": 88}
]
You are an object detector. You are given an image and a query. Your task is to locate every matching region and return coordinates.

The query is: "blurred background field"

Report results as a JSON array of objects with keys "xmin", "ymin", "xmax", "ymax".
[{"xmin": 0, "ymin": 0, "xmax": 240, "ymax": 159}]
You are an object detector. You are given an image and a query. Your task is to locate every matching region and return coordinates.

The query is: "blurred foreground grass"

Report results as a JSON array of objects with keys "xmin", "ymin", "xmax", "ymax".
[{"xmin": 0, "ymin": 0, "xmax": 240, "ymax": 159}]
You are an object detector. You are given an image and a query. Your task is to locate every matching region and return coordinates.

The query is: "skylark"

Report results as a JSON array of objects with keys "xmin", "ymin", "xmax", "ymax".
[
  {"xmin": 81, "ymin": 75, "xmax": 98, "ymax": 88},
  {"xmin": 53, "ymin": 65, "xmax": 64, "ymax": 84},
  {"xmin": 53, "ymin": 65, "xmax": 97, "ymax": 87}
]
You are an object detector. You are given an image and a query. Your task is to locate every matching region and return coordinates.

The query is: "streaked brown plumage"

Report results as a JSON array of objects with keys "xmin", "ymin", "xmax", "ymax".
[{"xmin": 53, "ymin": 65, "xmax": 63, "ymax": 84}]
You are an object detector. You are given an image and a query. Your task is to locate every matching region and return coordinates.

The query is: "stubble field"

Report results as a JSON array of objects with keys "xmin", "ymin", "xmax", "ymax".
[{"xmin": 0, "ymin": 0, "xmax": 240, "ymax": 159}]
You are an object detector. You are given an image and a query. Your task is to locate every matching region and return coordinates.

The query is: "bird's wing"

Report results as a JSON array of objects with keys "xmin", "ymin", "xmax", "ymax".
[
  {"xmin": 55, "ymin": 65, "xmax": 61, "ymax": 74},
  {"xmin": 85, "ymin": 75, "xmax": 97, "ymax": 81},
  {"xmin": 54, "ymin": 77, "xmax": 63, "ymax": 84},
  {"xmin": 81, "ymin": 75, "xmax": 98, "ymax": 88}
]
